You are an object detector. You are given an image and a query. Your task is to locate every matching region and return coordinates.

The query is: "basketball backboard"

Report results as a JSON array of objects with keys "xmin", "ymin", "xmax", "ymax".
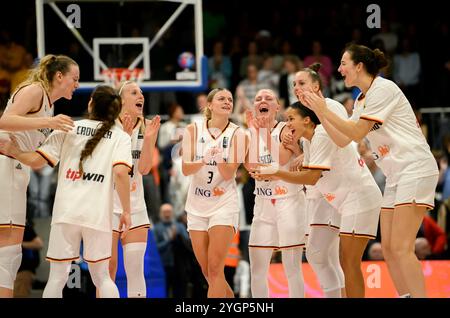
[{"xmin": 35, "ymin": 0, "xmax": 207, "ymax": 92}]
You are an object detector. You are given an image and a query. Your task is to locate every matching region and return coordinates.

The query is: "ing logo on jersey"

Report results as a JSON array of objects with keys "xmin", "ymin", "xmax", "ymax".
[
  {"xmin": 323, "ymin": 193, "xmax": 336, "ymax": 202},
  {"xmin": 194, "ymin": 186, "xmax": 226, "ymax": 197},
  {"xmin": 130, "ymin": 181, "xmax": 137, "ymax": 192},
  {"xmin": 256, "ymin": 187, "xmax": 272, "ymax": 196},
  {"xmin": 377, "ymin": 145, "xmax": 390, "ymax": 157},
  {"xmin": 274, "ymin": 186, "xmax": 288, "ymax": 195}
]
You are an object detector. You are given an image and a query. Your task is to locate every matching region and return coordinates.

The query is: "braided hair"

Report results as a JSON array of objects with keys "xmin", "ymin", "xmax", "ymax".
[{"xmin": 79, "ymin": 85, "xmax": 122, "ymax": 174}]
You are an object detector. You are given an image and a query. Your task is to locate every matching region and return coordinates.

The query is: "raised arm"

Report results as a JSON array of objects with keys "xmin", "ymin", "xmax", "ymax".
[
  {"xmin": 0, "ymin": 84, "xmax": 74, "ymax": 132},
  {"xmin": 181, "ymin": 123, "xmax": 204, "ymax": 176},
  {"xmin": 217, "ymin": 128, "xmax": 249, "ymax": 180},
  {"xmin": 138, "ymin": 116, "xmax": 161, "ymax": 175},
  {"xmin": 302, "ymin": 91, "xmax": 374, "ymax": 143},
  {"xmin": 255, "ymin": 166, "xmax": 322, "ymax": 185}
]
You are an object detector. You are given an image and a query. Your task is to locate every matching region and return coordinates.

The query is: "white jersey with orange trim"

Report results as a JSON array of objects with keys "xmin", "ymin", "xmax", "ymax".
[
  {"xmin": 112, "ymin": 118, "xmax": 147, "ymax": 215},
  {"xmin": 0, "ymin": 84, "xmax": 53, "ymax": 151},
  {"xmin": 304, "ymin": 99, "xmax": 381, "ymax": 213},
  {"xmin": 351, "ymin": 77, "xmax": 438, "ymax": 186},
  {"xmin": 37, "ymin": 119, "xmax": 132, "ymax": 232},
  {"xmin": 254, "ymin": 122, "xmax": 302, "ymax": 199},
  {"xmin": 185, "ymin": 120, "xmax": 240, "ymax": 217}
]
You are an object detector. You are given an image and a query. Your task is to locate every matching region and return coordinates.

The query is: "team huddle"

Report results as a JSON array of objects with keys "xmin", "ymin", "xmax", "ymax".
[{"xmin": 0, "ymin": 44, "xmax": 438, "ymax": 298}]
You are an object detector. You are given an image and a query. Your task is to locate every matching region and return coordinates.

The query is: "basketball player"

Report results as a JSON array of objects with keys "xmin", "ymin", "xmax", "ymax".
[
  {"xmin": 245, "ymin": 88, "xmax": 306, "ymax": 298},
  {"xmin": 0, "ymin": 85, "xmax": 132, "ymax": 298},
  {"xmin": 294, "ymin": 64, "xmax": 382, "ymax": 297},
  {"xmin": 0, "ymin": 54, "xmax": 78, "ymax": 298},
  {"xmin": 182, "ymin": 88, "xmax": 248, "ymax": 298},
  {"xmin": 302, "ymin": 44, "xmax": 439, "ymax": 298},
  {"xmin": 108, "ymin": 80, "xmax": 160, "ymax": 298}
]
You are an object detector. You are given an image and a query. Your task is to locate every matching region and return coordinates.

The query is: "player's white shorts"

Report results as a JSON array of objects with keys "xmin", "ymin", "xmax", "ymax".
[
  {"xmin": 382, "ymin": 174, "xmax": 439, "ymax": 210},
  {"xmin": 306, "ymin": 197, "xmax": 341, "ymax": 236},
  {"xmin": 340, "ymin": 207, "xmax": 380, "ymax": 239},
  {"xmin": 112, "ymin": 210, "xmax": 151, "ymax": 234},
  {"xmin": 46, "ymin": 223, "xmax": 112, "ymax": 263},
  {"xmin": 187, "ymin": 205, "xmax": 239, "ymax": 233},
  {"xmin": 0, "ymin": 155, "xmax": 30, "ymax": 229},
  {"xmin": 249, "ymin": 193, "xmax": 306, "ymax": 249}
]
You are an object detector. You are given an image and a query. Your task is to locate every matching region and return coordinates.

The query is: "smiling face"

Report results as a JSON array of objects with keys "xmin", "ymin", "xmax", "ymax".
[
  {"xmin": 254, "ymin": 89, "xmax": 279, "ymax": 120},
  {"xmin": 208, "ymin": 89, "xmax": 233, "ymax": 117},
  {"xmin": 293, "ymin": 70, "xmax": 320, "ymax": 103},
  {"xmin": 337, "ymin": 51, "xmax": 360, "ymax": 88},
  {"xmin": 56, "ymin": 64, "xmax": 80, "ymax": 100},
  {"xmin": 285, "ymin": 107, "xmax": 311, "ymax": 141},
  {"xmin": 119, "ymin": 82, "xmax": 144, "ymax": 117}
]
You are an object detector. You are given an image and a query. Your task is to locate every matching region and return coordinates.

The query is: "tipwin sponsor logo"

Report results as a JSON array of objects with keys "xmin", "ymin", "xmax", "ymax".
[{"xmin": 65, "ymin": 168, "xmax": 105, "ymax": 183}]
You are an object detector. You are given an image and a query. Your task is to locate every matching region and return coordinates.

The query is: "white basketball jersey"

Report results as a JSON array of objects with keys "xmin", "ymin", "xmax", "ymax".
[
  {"xmin": 351, "ymin": 77, "xmax": 438, "ymax": 186},
  {"xmin": 0, "ymin": 84, "xmax": 53, "ymax": 151},
  {"xmin": 254, "ymin": 122, "xmax": 302, "ymax": 199},
  {"xmin": 185, "ymin": 120, "xmax": 240, "ymax": 217},
  {"xmin": 113, "ymin": 118, "xmax": 147, "ymax": 214},
  {"xmin": 37, "ymin": 119, "xmax": 132, "ymax": 232},
  {"xmin": 304, "ymin": 99, "xmax": 381, "ymax": 211}
]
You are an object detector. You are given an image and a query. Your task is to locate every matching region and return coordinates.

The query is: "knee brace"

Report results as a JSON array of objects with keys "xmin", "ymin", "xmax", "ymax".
[
  {"xmin": 306, "ymin": 244, "xmax": 328, "ymax": 265},
  {"xmin": 0, "ymin": 244, "xmax": 22, "ymax": 289},
  {"xmin": 89, "ymin": 261, "xmax": 119, "ymax": 298},
  {"xmin": 123, "ymin": 242, "xmax": 147, "ymax": 298}
]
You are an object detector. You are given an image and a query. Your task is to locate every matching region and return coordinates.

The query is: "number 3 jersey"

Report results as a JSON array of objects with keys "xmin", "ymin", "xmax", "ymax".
[{"xmin": 185, "ymin": 120, "xmax": 240, "ymax": 217}]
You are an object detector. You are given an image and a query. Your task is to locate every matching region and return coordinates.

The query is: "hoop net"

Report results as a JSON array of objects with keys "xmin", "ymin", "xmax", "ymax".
[{"xmin": 101, "ymin": 68, "xmax": 145, "ymax": 88}]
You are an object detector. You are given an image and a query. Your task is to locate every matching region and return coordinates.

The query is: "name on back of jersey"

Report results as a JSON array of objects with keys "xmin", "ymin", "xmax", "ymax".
[{"xmin": 76, "ymin": 126, "xmax": 112, "ymax": 139}]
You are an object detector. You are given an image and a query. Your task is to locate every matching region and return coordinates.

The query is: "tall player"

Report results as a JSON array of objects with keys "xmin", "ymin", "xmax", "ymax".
[
  {"xmin": 0, "ymin": 54, "xmax": 78, "ymax": 298},
  {"xmin": 302, "ymin": 44, "xmax": 439, "ymax": 297},
  {"xmin": 0, "ymin": 85, "xmax": 132, "ymax": 298}
]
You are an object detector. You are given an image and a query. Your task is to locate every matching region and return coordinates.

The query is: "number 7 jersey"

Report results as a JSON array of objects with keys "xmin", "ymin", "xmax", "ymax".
[{"xmin": 184, "ymin": 120, "xmax": 240, "ymax": 217}]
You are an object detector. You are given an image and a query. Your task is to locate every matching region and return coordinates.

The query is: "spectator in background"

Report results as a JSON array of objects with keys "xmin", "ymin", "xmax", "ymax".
[
  {"xmin": 224, "ymin": 232, "xmax": 240, "ymax": 297},
  {"xmin": 239, "ymin": 41, "xmax": 263, "ymax": 79},
  {"xmin": 415, "ymin": 215, "xmax": 447, "ymax": 259},
  {"xmin": 153, "ymin": 203, "xmax": 191, "ymax": 298},
  {"xmin": 303, "ymin": 40, "xmax": 333, "ymax": 97},
  {"xmin": 234, "ymin": 64, "xmax": 268, "ymax": 124},
  {"xmin": 158, "ymin": 103, "xmax": 186, "ymax": 204},
  {"xmin": 278, "ymin": 55, "xmax": 302, "ymax": 109},
  {"xmin": 371, "ymin": 20, "xmax": 399, "ymax": 55},
  {"xmin": 208, "ymin": 40, "xmax": 232, "ymax": 90},
  {"xmin": 158, "ymin": 103, "xmax": 186, "ymax": 151},
  {"xmin": 393, "ymin": 38, "xmax": 422, "ymax": 107},
  {"xmin": 190, "ymin": 92, "xmax": 208, "ymax": 127},
  {"xmin": 257, "ymin": 55, "xmax": 280, "ymax": 95},
  {"xmin": 27, "ymin": 166, "xmax": 54, "ymax": 218},
  {"xmin": 342, "ymin": 95, "xmax": 355, "ymax": 118}
]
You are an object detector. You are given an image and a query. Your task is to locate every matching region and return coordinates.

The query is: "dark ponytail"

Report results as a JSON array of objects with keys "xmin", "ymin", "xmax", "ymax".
[
  {"xmin": 289, "ymin": 101, "xmax": 321, "ymax": 125},
  {"xmin": 79, "ymin": 85, "xmax": 122, "ymax": 174},
  {"xmin": 344, "ymin": 44, "xmax": 388, "ymax": 76}
]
